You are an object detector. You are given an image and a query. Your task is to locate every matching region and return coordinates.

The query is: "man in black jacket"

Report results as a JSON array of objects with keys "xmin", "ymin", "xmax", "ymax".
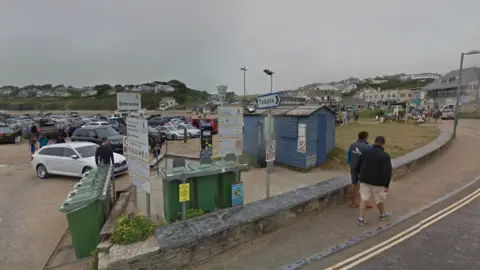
[
  {"xmin": 357, "ymin": 136, "xmax": 392, "ymax": 225},
  {"xmin": 95, "ymin": 137, "xmax": 115, "ymax": 166}
]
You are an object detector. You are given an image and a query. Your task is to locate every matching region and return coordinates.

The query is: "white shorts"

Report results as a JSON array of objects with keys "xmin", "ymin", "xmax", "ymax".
[{"xmin": 359, "ymin": 182, "xmax": 387, "ymax": 204}]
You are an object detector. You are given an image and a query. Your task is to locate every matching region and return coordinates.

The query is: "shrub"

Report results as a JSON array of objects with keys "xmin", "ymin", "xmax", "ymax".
[{"xmin": 110, "ymin": 214, "xmax": 156, "ymax": 245}]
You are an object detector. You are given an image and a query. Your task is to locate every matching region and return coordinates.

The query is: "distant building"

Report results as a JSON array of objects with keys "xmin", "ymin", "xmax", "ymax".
[
  {"xmin": 409, "ymin": 73, "xmax": 442, "ymax": 80},
  {"xmin": 36, "ymin": 91, "xmax": 44, "ymax": 98},
  {"xmin": 54, "ymin": 90, "xmax": 71, "ymax": 97},
  {"xmin": 154, "ymin": 84, "xmax": 174, "ymax": 93},
  {"xmin": 279, "ymin": 96, "xmax": 305, "ymax": 106},
  {"xmin": 159, "ymin": 97, "xmax": 177, "ymax": 108},
  {"xmin": 81, "ymin": 89, "xmax": 97, "ymax": 97},
  {"xmin": 18, "ymin": 90, "xmax": 30, "ymax": 98}
]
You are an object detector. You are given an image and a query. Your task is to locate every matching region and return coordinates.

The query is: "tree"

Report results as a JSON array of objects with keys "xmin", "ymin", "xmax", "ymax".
[
  {"xmin": 40, "ymin": 84, "xmax": 52, "ymax": 90},
  {"xmin": 114, "ymin": 84, "xmax": 124, "ymax": 92},
  {"xmin": 94, "ymin": 84, "xmax": 113, "ymax": 97},
  {"xmin": 54, "ymin": 84, "xmax": 65, "ymax": 89},
  {"xmin": 167, "ymin": 80, "xmax": 186, "ymax": 89}
]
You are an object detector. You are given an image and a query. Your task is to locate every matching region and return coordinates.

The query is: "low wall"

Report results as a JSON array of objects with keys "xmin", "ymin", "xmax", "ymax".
[{"xmin": 97, "ymin": 131, "xmax": 453, "ymax": 270}]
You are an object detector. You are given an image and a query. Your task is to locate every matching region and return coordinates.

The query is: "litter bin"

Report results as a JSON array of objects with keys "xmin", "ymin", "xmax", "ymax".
[
  {"xmin": 214, "ymin": 160, "xmax": 250, "ymax": 208},
  {"xmin": 187, "ymin": 163, "xmax": 219, "ymax": 213},
  {"xmin": 161, "ymin": 166, "xmax": 192, "ymax": 223},
  {"xmin": 59, "ymin": 191, "xmax": 103, "ymax": 259}
]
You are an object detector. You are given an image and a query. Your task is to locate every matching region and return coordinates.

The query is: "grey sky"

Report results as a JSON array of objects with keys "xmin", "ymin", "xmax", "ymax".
[{"xmin": 1, "ymin": 0, "xmax": 479, "ymax": 94}]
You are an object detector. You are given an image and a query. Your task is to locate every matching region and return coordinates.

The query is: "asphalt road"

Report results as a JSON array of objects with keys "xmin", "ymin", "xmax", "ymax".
[{"xmin": 303, "ymin": 179, "xmax": 480, "ymax": 270}]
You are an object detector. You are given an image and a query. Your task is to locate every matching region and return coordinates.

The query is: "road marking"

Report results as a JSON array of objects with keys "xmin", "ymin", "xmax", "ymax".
[{"xmin": 324, "ymin": 187, "xmax": 480, "ymax": 270}]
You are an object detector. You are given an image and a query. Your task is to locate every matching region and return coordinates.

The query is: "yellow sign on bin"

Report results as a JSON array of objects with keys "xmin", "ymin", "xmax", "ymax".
[{"xmin": 179, "ymin": 183, "xmax": 190, "ymax": 202}]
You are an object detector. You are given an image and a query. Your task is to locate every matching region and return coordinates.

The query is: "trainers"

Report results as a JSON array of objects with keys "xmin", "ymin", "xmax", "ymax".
[
  {"xmin": 379, "ymin": 212, "xmax": 392, "ymax": 221},
  {"xmin": 357, "ymin": 217, "xmax": 367, "ymax": 226}
]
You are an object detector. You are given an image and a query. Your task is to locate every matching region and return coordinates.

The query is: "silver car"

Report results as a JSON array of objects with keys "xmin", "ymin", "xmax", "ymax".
[
  {"xmin": 157, "ymin": 125, "xmax": 185, "ymax": 140},
  {"xmin": 175, "ymin": 124, "xmax": 200, "ymax": 138}
]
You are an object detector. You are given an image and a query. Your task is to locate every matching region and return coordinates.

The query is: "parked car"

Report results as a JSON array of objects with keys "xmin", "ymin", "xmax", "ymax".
[
  {"xmin": 157, "ymin": 126, "xmax": 185, "ymax": 140},
  {"xmin": 175, "ymin": 123, "xmax": 200, "ymax": 138},
  {"xmin": 190, "ymin": 118, "xmax": 218, "ymax": 133},
  {"xmin": 441, "ymin": 109, "xmax": 455, "ymax": 120},
  {"xmin": 81, "ymin": 121, "xmax": 111, "ymax": 128},
  {"xmin": 107, "ymin": 119, "xmax": 121, "ymax": 131},
  {"xmin": 70, "ymin": 126, "xmax": 124, "ymax": 154},
  {"xmin": 148, "ymin": 126, "xmax": 168, "ymax": 142},
  {"xmin": 147, "ymin": 116, "xmax": 165, "ymax": 127},
  {"xmin": 31, "ymin": 142, "xmax": 128, "ymax": 179},
  {"xmin": 0, "ymin": 125, "xmax": 17, "ymax": 143}
]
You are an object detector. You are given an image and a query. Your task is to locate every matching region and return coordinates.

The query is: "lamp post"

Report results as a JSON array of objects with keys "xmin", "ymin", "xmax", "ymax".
[
  {"xmin": 453, "ymin": 50, "xmax": 480, "ymax": 139},
  {"xmin": 241, "ymin": 67, "xmax": 247, "ymax": 103},
  {"xmin": 263, "ymin": 69, "xmax": 275, "ymax": 198}
]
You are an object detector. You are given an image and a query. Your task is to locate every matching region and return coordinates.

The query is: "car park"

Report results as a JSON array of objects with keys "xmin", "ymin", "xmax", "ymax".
[
  {"xmin": 147, "ymin": 116, "xmax": 165, "ymax": 127},
  {"xmin": 157, "ymin": 125, "xmax": 185, "ymax": 140},
  {"xmin": 175, "ymin": 123, "xmax": 200, "ymax": 138},
  {"xmin": 70, "ymin": 126, "xmax": 124, "ymax": 153},
  {"xmin": 31, "ymin": 142, "xmax": 128, "ymax": 179}
]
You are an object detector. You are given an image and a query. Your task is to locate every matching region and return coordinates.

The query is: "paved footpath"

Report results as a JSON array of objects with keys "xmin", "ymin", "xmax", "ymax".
[{"xmin": 194, "ymin": 120, "xmax": 480, "ymax": 270}]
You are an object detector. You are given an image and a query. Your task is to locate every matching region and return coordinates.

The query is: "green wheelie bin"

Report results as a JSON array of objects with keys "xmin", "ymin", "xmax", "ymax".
[
  {"xmin": 59, "ymin": 191, "xmax": 104, "ymax": 259},
  {"xmin": 214, "ymin": 159, "xmax": 250, "ymax": 208},
  {"xmin": 161, "ymin": 166, "xmax": 192, "ymax": 223},
  {"xmin": 187, "ymin": 163, "xmax": 219, "ymax": 213}
]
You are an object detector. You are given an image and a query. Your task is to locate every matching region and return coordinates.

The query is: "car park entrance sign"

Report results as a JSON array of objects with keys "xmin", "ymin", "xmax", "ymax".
[
  {"xmin": 117, "ymin": 92, "xmax": 141, "ymax": 111},
  {"xmin": 257, "ymin": 92, "xmax": 281, "ymax": 109}
]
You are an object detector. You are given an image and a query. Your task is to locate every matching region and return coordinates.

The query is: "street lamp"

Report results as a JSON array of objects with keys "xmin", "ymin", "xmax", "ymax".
[
  {"xmin": 453, "ymin": 50, "xmax": 480, "ymax": 139},
  {"xmin": 241, "ymin": 67, "xmax": 247, "ymax": 103},
  {"xmin": 263, "ymin": 69, "xmax": 274, "ymax": 93}
]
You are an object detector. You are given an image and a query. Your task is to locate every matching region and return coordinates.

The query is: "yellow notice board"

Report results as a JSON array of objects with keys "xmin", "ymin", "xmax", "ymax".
[{"xmin": 179, "ymin": 183, "xmax": 190, "ymax": 202}]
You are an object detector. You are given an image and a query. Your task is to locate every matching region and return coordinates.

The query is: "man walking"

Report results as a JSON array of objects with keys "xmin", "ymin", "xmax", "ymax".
[
  {"xmin": 357, "ymin": 136, "xmax": 392, "ymax": 225},
  {"xmin": 95, "ymin": 137, "xmax": 115, "ymax": 166},
  {"xmin": 347, "ymin": 131, "xmax": 373, "ymax": 208}
]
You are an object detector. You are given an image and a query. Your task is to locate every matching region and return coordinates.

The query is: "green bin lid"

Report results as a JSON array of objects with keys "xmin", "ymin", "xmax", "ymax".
[
  {"xmin": 59, "ymin": 192, "xmax": 98, "ymax": 213},
  {"xmin": 68, "ymin": 186, "xmax": 103, "ymax": 198},
  {"xmin": 187, "ymin": 163, "xmax": 218, "ymax": 171}
]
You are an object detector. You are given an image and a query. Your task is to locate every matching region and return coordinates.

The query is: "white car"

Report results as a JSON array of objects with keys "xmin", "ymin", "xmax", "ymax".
[
  {"xmin": 31, "ymin": 142, "xmax": 128, "ymax": 179},
  {"xmin": 81, "ymin": 121, "xmax": 111, "ymax": 128}
]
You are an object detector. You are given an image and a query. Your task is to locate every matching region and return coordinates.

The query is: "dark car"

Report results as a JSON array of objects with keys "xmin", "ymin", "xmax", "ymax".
[
  {"xmin": 70, "ymin": 126, "xmax": 124, "ymax": 154},
  {"xmin": 147, "ymin": 116, "xmax": 165, "ymax": 127},
  {"xmin": 0, "ymin": 125, "xmax": 16, "ymax": 143}
]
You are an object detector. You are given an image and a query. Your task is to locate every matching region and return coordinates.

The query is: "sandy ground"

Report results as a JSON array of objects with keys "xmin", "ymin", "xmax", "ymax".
[{"xmin": 0, "ymin": 141, "xmax": 131, "ymax": 270}]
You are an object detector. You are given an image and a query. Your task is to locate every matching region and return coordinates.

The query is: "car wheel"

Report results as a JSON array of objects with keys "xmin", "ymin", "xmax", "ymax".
[
  {"xmin": 36, "ymin": 164, "xmax": 49, "ymax": 179},
  {"xmin": 82, "ymin": 166, "xmax": 93, "ymax": 174},
  {"xmin": 172, "ymin": 135, "xmax": 177, "ymax": 140}
]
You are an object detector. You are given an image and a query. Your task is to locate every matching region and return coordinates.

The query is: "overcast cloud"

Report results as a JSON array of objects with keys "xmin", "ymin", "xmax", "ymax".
[{"xmin": 0, "ymin": 0, "xmax": 479, "ymax": 94}]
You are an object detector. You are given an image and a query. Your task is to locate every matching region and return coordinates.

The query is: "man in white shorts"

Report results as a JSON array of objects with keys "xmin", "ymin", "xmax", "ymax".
[{"xmin": 356, "ymin": 136, "xmax": 392, "ymax": 225}]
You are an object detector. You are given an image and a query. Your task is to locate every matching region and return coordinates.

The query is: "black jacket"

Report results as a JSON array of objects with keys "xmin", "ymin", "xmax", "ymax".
[
  {"xmin": 358, "ymin": 145, "xmax": 392, "ymax": 188},
  {"xmin": 95, "ymin": 143, "xmax": 115, "ymax": 165}
]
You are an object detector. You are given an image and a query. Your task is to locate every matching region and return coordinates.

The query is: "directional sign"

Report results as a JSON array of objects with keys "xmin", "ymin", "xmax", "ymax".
[
  {"xmin": 257, "ymin": 93, "xmax": 281, "ymax": 109},
  {"xmin": 266, "ymin": 140, "xmax": 276, "ymax": 162}
]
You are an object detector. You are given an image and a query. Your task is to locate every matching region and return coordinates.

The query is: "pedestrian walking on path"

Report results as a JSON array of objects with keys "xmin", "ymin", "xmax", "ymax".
[
  {"xmin": 347, "ymin": 131, "xmax": 373, "ymax": 209},
  {"xmin": 357, "ymin": 136, "xmax": 392, "ymax": 225}
]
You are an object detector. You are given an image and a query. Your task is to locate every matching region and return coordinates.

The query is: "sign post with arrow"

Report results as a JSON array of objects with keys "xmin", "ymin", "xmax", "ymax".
[{"xmin": 256, "ymin": 92, "xmax": 281, "ymax": 109}]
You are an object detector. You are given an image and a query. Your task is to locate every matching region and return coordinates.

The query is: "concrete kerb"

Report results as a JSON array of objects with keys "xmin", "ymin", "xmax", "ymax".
[{"xmin": 97, "ymin": 131, "xmax": 453, "ymax": 270}]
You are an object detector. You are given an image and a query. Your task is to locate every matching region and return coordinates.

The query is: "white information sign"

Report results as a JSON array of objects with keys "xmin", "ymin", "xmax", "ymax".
[
  {"xmin": 126, "ymin": 117, "xmax": 149, "ymax": 162},
  {"xmin": 218, "ymin": 106, "xmax": 244, "ymax": 157},
  {"xmin": 298, "ymin": 124, "xmax": 306, "ymax": 137},
  {"xmin": 127, "ymin": 156, "xmax": 151, "ymax": 181},
  {"xmin": 266, "ymin": 140, "xmax": 276, "ymax": 162},
  {"xmin": 130, "ymin": 173, "xmax": 151, "ymax": 193},
  {"xmin": 257, "ymin": 93, "xmax": 281, "ymax": 109},
  {"xmin": 117, "ymin": 92, "xmax": 141, "ymax": 111}
]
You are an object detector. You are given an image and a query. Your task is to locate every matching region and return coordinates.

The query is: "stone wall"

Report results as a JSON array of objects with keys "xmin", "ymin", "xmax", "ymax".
[{"xmin": 97, "ymin": 131, "xmax": 452, "ymax": 270}]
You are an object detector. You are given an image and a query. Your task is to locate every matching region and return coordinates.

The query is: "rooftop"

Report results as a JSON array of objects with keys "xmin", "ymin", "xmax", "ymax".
[{"xmin": 423, "ymin": 67, "xmax": 480, "ymax": 91}]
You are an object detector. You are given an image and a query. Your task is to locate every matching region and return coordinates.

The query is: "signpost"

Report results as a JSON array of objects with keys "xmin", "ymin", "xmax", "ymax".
[
  {"xmin": 256, "ymin": 92, "xmax": 281, "ymax": 109},
  {"xmin": 117, "ymin": 92, "xmax": 141, "ymax": 111},
  {"xmin": 260, "ymin": 92, "xmax": 281, "ymax": 198},
  {"xmin": 126, "ymin": 115, "xmax": 151, "ymax": 218}
]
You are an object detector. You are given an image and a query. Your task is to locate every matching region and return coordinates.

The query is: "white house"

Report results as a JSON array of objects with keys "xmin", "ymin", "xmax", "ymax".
[
  {"xmin": 55, "ymin": 90, "xmax": 71, "ymax": 97},
  {"xmin": 36, "ymin": 91, "xmax": 44, "ymax": 98},
  {"xmin": 18, "ymin": 90, "xmax": 30, "ymax": 97},
  {"xmin": 81, "ymin": 89, "xmax": 97, "ymax": 97},
  {"xmin": 0, "ymin": 88, "xmax": 12, "ymax": 96},
  {"xmin": 140, "ymin": 85, "xmax": 155, "ymax": 92},
  {"xmin": 107, "ymin": 89, "xmax": 116, "ymax": 96},
  {"xmin": 159, "ymin": 97, "xmax": 177, "ymax": 108},
  {"xmin": 409, "ymin": 73, "xmax": 442, "ymax": 80},
  {"xmin": 155, "ymin": 84, "xmax": 174, "ymax": 93}
]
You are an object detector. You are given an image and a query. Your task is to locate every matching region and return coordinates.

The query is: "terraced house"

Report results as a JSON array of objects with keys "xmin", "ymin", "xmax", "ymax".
[{"xmin": 422, "ymin": 67, "xmax": 480, "ymax": 109}]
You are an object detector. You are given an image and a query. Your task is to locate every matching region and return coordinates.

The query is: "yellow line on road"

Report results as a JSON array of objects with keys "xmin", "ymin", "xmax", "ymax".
[{"xmin": 324, "ymin": 187, "xmax": 480, "ymax": 270}]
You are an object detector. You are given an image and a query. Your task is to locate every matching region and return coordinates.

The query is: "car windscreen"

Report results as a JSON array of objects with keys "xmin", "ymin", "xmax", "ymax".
[
  {"xmin": 75, "ymin": 145, "xmax": 98, "ymax": 158},
  {"xmin": 96, "ymin": 127, "xmax": 119, "ymax": 137},
  {"xmin": 183, "ymin": 124, "xmax": 194, "ymax": 129},
  {"xmin": 166, "ymin": 126, "xmax": 178, "ymax": 131},
  {"xmin": 108, "ymin": 120, "xmax": 118, "ymax": 125},
  {"xmin": 0, "ymin": 127, "xmax": 13, "ymax": 133}
]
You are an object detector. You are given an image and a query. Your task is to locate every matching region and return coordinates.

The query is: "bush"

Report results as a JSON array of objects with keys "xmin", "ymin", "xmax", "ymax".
[
  {"xmin": 110, "ymin": 214, "xmax": 156, "ymax": 245},
  {"xmin": 176, "ymin": 208, "xmax": 205, "ymax": 221}
]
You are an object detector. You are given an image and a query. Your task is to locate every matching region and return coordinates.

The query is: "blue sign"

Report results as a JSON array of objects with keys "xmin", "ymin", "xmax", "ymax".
[
  {"xmin": 231, "ymin": 183, "xmax": 244, "ymax": 206},
  {"xmin": 257, "ymin": 92, "xmax": 281, "ymax": 109}
]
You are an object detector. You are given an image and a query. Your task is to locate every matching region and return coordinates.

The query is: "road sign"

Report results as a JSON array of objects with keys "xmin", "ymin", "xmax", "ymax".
[
  {"xmin": 297, "ymin": 138, "xmax": 306, "ymax": 153},
  {"xmin": 117, "ymin": 92, "xmax": 141, "ymax": 111},
  {"xmin": 266, "ymin": 140, "xmax": 276, "ymax": 162},
  {"xmin": 257, "ymin": 93, "xmax": 281, "ymax": 109},
  {"xmin": 179, "ymin": 183, "xmax": 190, "ymax": 202},
  {"xmin": 126, "ymin": 117, "xmax": 149, "ymax": 162}
]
